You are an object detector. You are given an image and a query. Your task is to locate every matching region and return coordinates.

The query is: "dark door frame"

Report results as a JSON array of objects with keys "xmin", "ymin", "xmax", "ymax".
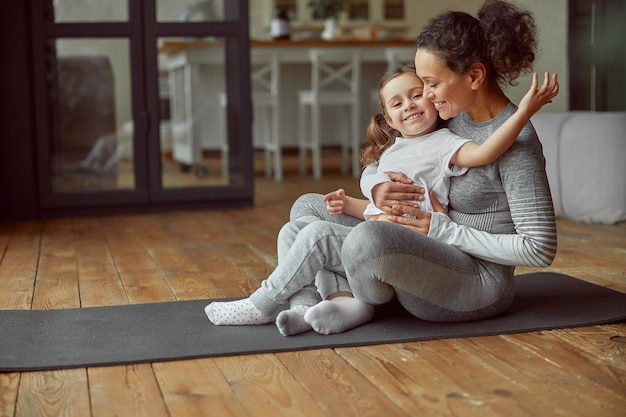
[
  {"xmin": 568, "ymin": 0, "xmax": 626, "ymax": 111},
  {"xmin": 28, "ymin": 0, "xmax": 254, "ymax": 219}
]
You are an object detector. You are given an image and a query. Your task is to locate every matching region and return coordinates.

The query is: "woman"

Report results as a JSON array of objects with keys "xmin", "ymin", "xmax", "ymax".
[{"xmin": 299, "ymin": 0, "xmax": 558, "ymax": 334}]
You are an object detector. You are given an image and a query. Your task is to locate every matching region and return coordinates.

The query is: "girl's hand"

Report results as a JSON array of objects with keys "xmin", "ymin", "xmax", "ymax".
[
  {"xmin": 323, "ymin": 188, "xmax": 348, "ymax": 215},
  {"xmin": 518, "ymin": 72, "xmax": 559, "ymax": 117}
]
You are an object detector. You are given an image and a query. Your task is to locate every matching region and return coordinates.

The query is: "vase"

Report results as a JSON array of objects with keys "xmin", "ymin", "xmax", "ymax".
[{"xmin": 321, "ymin": 18, "xmax": 339, "ymax": 40}]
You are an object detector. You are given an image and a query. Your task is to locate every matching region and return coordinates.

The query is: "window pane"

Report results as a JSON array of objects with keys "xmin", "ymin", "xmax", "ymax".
[
  {"xmin": 50, "ymin": 38, "xmax": 135, "ymax": 193},
  {"xmin": 53, "ymin": 0, "xmax": 128, "ymax": 22},
  {"xmin": 156, "ymin": 0, "xmax": 225, "ymax": 22},
  {"xmin": 158, "ymin": 38, "xmax": 228, "ymax": 187}
]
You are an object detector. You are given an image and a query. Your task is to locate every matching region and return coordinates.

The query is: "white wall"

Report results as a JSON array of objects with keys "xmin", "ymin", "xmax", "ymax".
[
  {"xmin": 507, "ymin": 0, "xmax": 569, "ymax": 111},
  {"xmin": 250, "ymin": 0, "xmax": 569, "ymax": 112}
]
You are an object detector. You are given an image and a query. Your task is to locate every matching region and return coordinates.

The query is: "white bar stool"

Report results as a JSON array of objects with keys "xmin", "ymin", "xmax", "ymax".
[
  {"xmin": 297, "ymin": 48, "xmax": 361, "ymax": 179},
  {"xmin": 219, "ymin": 50, "xmax": 283, "ymax": 181}
]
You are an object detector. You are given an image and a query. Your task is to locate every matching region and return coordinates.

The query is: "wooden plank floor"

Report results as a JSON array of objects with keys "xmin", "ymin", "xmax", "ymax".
[{"xmin": 1, "ymin": 159, "xmax": 625, "ymax": 417}]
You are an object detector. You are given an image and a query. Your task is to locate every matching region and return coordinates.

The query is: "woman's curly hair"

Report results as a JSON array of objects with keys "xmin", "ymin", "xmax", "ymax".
[{"xmin": 416, "ymin": 0, "xmax": 537, "ymax": 87}]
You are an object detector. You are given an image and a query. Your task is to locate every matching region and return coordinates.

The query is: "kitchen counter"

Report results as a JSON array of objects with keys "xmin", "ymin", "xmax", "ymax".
[{"xmin": 160, "ymin": 38, "xmax": 416, "ymax": 55}]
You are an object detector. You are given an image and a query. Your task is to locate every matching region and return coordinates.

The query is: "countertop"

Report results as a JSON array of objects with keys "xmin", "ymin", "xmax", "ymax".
[{"xmin": 161, "ymin": 38, "xmax": 416, "ymax": 54}]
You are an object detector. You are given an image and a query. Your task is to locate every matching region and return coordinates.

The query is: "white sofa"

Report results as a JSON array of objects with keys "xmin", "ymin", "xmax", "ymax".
[{"xmin": 531, "ymin": 111, "xmax": 626, "ymax": 224}]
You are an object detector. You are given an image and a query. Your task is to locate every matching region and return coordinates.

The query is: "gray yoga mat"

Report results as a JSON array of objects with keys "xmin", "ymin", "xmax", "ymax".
[{"xmin": 1, "ymin": 272, "xmax": 626, "ymax": 372}]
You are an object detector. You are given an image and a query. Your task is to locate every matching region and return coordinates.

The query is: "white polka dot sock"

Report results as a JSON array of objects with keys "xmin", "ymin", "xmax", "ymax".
[
  {"xmin": 304, "ymin": 297, "xmax": 374, "ymax": 334},
  {"xmin": 205, "ymin": 298, "xmax": 273, "ymax": 325},
  {"xmin": 275, "ymin": 305, "xmax": 312, "ymax": 336}
]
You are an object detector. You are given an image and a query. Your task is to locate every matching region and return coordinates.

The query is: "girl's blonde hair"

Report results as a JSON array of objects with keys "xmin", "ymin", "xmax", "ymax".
[{"xmin": 361, "ymin": 64, "xmax": 417, "ymax": 166}]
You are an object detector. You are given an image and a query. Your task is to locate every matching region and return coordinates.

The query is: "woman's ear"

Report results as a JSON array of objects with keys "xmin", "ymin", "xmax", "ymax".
[{"xmin": 468, "ymin": 63, "xmax": 487, "ymax": 90}]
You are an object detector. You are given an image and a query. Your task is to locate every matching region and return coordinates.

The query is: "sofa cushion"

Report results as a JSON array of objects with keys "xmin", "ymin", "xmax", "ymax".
[{"xmin": 532, "ymin": 111, "xmax": 626, "ymax": 224}]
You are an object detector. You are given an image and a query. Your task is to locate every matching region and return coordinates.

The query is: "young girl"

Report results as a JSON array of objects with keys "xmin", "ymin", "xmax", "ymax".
[{"xmin": 206, "ymin": 64, "xmax": 558, "ymax": 336}]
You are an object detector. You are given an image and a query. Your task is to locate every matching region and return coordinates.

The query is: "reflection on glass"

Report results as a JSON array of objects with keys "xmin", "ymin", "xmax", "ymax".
[
  {"xmin": 50, "ymin": 38, "xmax": 135, "ymax": 193},
  {"xmin": 158, "ymin": 38, "xmax": 228, "ymax": 188},
  {"xmin": 156, "ymin": 0, "xmax": 224, "ymax": 22},
  {"xmin": 53, "ymin": 0, "xmax": 128, "ymax": 22}
]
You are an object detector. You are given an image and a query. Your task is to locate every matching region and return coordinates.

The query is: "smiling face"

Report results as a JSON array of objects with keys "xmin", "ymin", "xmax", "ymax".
[
  {"xmin": 380, "ymin": 71, "xmax": 439, "ymax": 138},
  {"xmin": 414, "ymin": 48, "xmax": 474, "ymax": 120}
]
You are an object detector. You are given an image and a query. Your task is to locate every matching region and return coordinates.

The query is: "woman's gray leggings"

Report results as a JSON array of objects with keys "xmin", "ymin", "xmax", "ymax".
[{"xmin": 284, "ymin": 193, "xmax": 516, "ymax": 322}]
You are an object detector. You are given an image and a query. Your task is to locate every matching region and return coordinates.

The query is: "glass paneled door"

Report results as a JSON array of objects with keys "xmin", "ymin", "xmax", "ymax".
[{"xmin": 30, "ymin": 0, "xmax": 253, "ymax": 217}]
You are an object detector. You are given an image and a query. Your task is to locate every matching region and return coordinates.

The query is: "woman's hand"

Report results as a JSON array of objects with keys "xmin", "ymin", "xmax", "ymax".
[
  {"xmin": 372, "ymin": 172, "xmax": 425, "ymax": 213},
  {"xmin": 387, "ymin": 191, "xmax": 447, "ymax": 235}
]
